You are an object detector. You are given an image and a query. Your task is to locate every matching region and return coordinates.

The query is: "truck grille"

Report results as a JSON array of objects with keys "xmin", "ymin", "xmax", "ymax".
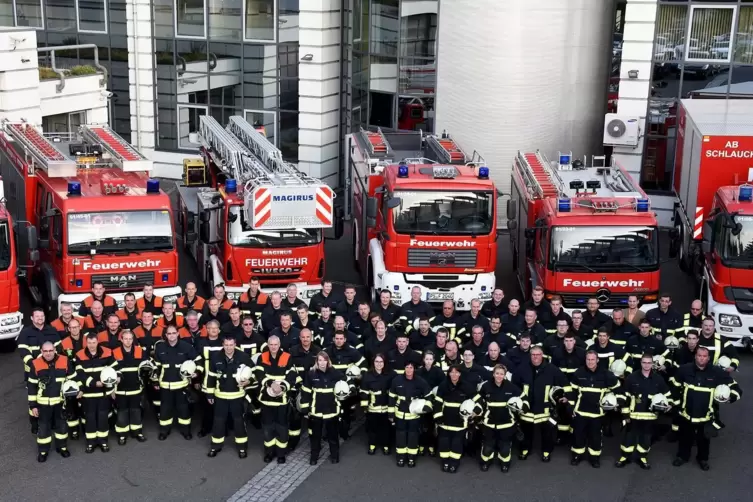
[
  {"xmin": 407, "ymin": 249, "xmax": 477, "ymax": 268},
  {"xmin": 91, "ymin": 272, "xmax": 155, "ymax": 290}
]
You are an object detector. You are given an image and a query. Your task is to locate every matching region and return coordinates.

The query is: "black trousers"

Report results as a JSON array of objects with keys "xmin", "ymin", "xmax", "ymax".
[
  {"xmin": 159, "ymin": 388, "xmax": 190, "ymax": 435},
  {"xmin": 83, "ymin": 396, "xmax": 110, "ymax": 446},
  {"xmin": 37, "ymin": 404, "xmax": 68, "ymax": 453},
  {"xmin": 64, "ymin": 396, "xmax": 82, "ymax": 431},
  {"xmin": 677, "ymin": 419, "xmax": 711, "ymax": 462},
  {"xmin": 481, "ymin": 425, "xmax": 515, "ymax": 465},
  {"xmin": 437, "ymin": 428, "xmax": 464, "ymax": 468},
  {"xmin": 395, "ymin": 418, "xmax": 420, "ymax": 459},
  {"xmin": 365, "ymin": 413, "xmax": 391, "ymax": 449},
  {"xmin": 571, "ymin": 416, "xmax": 603, "ymax": 459},
  {"xmin": 309, "ymin": 417, "xmax": 339, "ymax": 460},
  {"xmin": 261, "ymin": 405, "xmax": 289, "ymax": 458},
  {"xmin": 339, "ymin": 395, "xmax": 357, "ymax": 437},
  {"xmin": 519, "ymin": 420, "xmax": 555, "ymax": 455},
  {"xmin": 288, "ymin": 405, "xmax": 303, "ymax": 449},
  {"xmin": 115, "ymin": 393, "xmax": 143, "ymax": 437},
  {"xmin": 200, "ymin": 394, "xmax": 214, "ymax": 433},
  {"xmin": 619, "ymin": 419, "xmax": 654, "ymax": 461},
  {"xmin": 420, "ymin": 414, "xmax": 436, "ymax": 453},
  {"xmin": 211, "ymin": 397, "xmax": 248, "ymax": 451}
]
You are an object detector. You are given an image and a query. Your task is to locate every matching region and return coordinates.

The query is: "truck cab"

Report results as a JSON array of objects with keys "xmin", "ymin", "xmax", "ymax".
[{"xmin": 0, "ymin": 197, "xmax": 23, "ymax": 343}]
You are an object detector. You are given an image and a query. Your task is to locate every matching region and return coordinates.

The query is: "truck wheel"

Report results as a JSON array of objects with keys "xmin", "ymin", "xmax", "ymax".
[
  {"xmin": 676, "ymin": 222, "xmax": 689, "ymax": 273},
  {"xmin": 352, "ymin": 222, "xmax": 360, "ymax": 265},
  {"xmin": 205, "ymin": 264, "xmax": 213, "ymax": 292}
]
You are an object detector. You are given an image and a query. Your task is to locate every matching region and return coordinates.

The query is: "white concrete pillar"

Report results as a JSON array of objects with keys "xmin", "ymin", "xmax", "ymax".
[
  {"xmin": 126, "ymin": 0, "xmax": 156, "ymax": 158},
  {"xmin": 0, "ymin": 30, "xmax": 43, "ymax": 126}
]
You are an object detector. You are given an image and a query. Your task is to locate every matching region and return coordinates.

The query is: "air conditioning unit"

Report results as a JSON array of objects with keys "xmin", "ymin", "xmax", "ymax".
[{"xmin": 603, "ymin": 114, "xmax": 640, "ymax": 147}]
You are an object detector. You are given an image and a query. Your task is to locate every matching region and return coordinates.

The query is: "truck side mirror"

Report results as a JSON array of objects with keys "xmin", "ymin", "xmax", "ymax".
[
  {"xmin": 199, "ymin": 210, "xmax": 211, "ymax": 223},
  {"xmin": 506, "ymin": 199, "xmax": 517, "ymax": 221},
  {"xmin": 506, "ymin": 220, "xmax": 517, "ymax": 231},
  {"xmin": 366, "ymin": 197, "xmax": 378, "ymax": 219},
  {"xmin": 186, "ymin": 231, "xmax": 198, "ymax": 243},
  {"xmin": 385, "ymin": 197, "xmax": 402, "ymax": 210},
  {"xmin": 199, "ymin": 220, "xmax": 211, "ymax": 243},
  {"xmin": 27, "ymin": 226, "xmax": 38, "ymax": 251},
  {"xmin": 701, "ymin": 238, "xmax": 711, "ymax": 255},
  {"xmin": 325, "ymin": 207, "xmax": 344, "ymax": 240}
]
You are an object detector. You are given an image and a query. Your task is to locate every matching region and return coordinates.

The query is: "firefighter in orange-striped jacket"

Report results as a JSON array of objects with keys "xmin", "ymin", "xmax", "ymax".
[
  {"xmin": 211, "ymin": 284, "xmax": 236, "ymax": 311},
  {"xmin": 177, "ymin": 282, "xmax": 206, "ymax": 315},
  {"xmin": 96, "ymin": 313, "xmax": 124, "ymax": 349},
  {"xmin": 137, "ymin": 284, "xmax": 163, "ymax": 316},
  {"xmin": 78, "ymin": 281, "xmax": 117, "ymax": 317},
  {"xmin": 116, "ymin": 293, "xmax": 142, "ymax": 330},
  {"xmin": 112, "ymin": 330, "xmax": 148, "ymax": 445},
  {"xmin": 27, "ymin": 341, "xmax": 76, "ymax": 462},
  {"xmin": 81, "ymin": 300, "xmax": 107, "ymax": 336},
  {"xmin": 75, "ymin": 334, "xmax": 117, "ymax": 453},
  {"xmin": 51, "ymin": 303, "xmax": 76, "ymax": 337},
  {"xmin": 238, "ymin": 277, "xmax": 269, "ymax": 321},
  {"xmin": 157, "ymin": 301, "xmax": 185, "ymax": 329},
  {"xmin": 60, "ymin": 318, "xmax": 85, "ymax": 438},
  {"xmin": 133, "ymin": 311, "xmax": 164, "ymax": 355}
]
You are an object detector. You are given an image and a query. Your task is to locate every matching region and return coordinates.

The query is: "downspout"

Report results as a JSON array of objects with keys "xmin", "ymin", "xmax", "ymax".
[
  {"xmin": 131, "ymin": 0, "xmax": 143, "ymax": 149},
  {"xmin": 338, "ymin": 0, "xmax": 350, "ymax": 219}
]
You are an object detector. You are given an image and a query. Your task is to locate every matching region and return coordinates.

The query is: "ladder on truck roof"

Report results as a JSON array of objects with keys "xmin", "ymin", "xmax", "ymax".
[
  {"xmin": 79, "ymin": 124, "xmax": 152, "ymax": 172},
  {"xmin": 198, "ymin": 115, "xmax": 263, "ymax": 185},
  {"xmin": 358, "ymin": 128, "xmax": 392, "ymax": 157},
  {"xmin": 516, "ymin": 150, "xmax": 560, "ymax": 199},
  {"xmin": 426, "ymin": 132, "xmax": 467, "ymax": 165},
  {"xmin": 2, "ymin": 121, "xmax": 77, "ymax": 177}
]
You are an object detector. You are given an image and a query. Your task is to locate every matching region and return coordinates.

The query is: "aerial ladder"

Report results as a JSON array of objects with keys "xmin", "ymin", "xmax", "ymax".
[
  {"xmin": 515, "ymin": 150, "xmax": 561, "ymax": 199},
  {"xmin": 426, "ymin": 131, "xmax": 467, "ymax": 165}
]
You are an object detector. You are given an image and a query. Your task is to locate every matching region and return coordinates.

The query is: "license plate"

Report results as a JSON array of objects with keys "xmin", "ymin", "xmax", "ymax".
[
  {"xmin": 429, "ymin": 251, "xmax": 456, "ymax": 266},
  {"xmin": 427, "ymin": 292, "xmax": 454, "ymax": 301}
]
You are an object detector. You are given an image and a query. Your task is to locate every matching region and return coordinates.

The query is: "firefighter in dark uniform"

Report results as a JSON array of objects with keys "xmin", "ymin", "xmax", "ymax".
[
  {"xmin": 431, "ymin": 300, "xmax": 462, "ymax": 343},
  {"xmin": 78, "ymin": 281, "xmax": 117, "ymax": 317},
  {"xmin": 645, "ymin": 293, "xmax": 682, "ymax": 341},
  {"xmin": 670, "ymin": 346, "xmax": 742, "ymax": 470},
  {"xmin": 360, "ymin": 353, "xmax": 395, "ymax": 455},
  {"xmin": 205, "ymin": 336, "xmax": 253, "ymax": 458},
  {"xmin": 237, "ymin": 277, "xmax": 268, "ymax": 322},
  {"xmin": 539, "ymin": 295, "xmax": 572, "ymax": 335},
  {"xmin": 112, "ymin": 330, "xmax": 148, "ymax": 444},
  {"xmin": 542, "ymin": 320, "xmax": 585, "ymax": 360},
  {"xmin": 288, "ymin": 328, "xmax": 319, "ymax": 445},
  {"xmin": 196, "ymin": 320, "xmax": 225, "ymax": 437},
  {"xmin": 301, "ymin": 351, "xmax": 347, "ymax": 464},
  {"xmin": 678, "ymin": 300, "xmax": 704, "ymax": 342},
  {"xmin": 220, "ymin": 305, "xmax": 245, "ymax": 339},
  {"xmin": 500, "ymin": 299, "xmax": 525, "ymax": 339},
  {"xmin": 75, "ymin": 333, "xmax": 116, "ymax": 453},
  {"xmin": 294, "ymin": 304, "xmax": 317, "ymax": 331},
  {"xmin": 568, "ymin": 351, "xmax": 620, "ymax": 468},
  {"xmin": 488, "ymin": 315, "xmax": 517, "ymax": 354},
  {"xmin": 615, "ymin": 353, "xmax": 672, "ymax": 469},
  {"xmin": 179, "ymin": 311, "xmax": 206, "ymax": 343},
  {"xmin": 27, "ymin": 341, "xmax": 75, "ymax": 462},
  {"xmin": 236, "ymin": 316, "xmax": 267, "ymax": 357},
  {"xmin": 59, "ymin": 318, "xmax": 84, "ymax": 438},
  {"xmin": 348, "ymin": 302, "xmax": 373, "ymax": 341},
  {"xmin": 153, "ymin": 326, "xmax": 201, "ymax": 441},
  {"xmin": 255, "ymin": 335, "xmax": 297, "ymax": 463},
  {"xmin": 136, "ymin": 284, "xmax": 163, "ymax": 316},
  {"xmin": 372, "ymin": 289, "xmax": 402, "ymax": 328},
  {"xmin": 522, "ymin": 286, "xmax": 550, "ymax": 325},
  {"xmin": 457, "ymin": 299, "xmax": 490, "ymax": 343},
  {"xmin": 309, "ymin": 280, "xmax": 340, "ymax": 316},
  {"xmin": 478, "ymin": 364, "xmax": 525, "ymax": 472},
  {"xmin": 202, "ymin": 297, "xmax": 230, "ymax": 328},
  {"xmin": 281, "ymin": 284, "xmax": 306, "ymax": 312},
  {"xmin": 176, "ymin": 282, "xmax": 206, "ymax": 316},
  {"xmin": 519, "ymin": 308, "xmax": 547, "ymax": 345},
  {"xmin": 625, "ymin": 319, "xmax": 668, "ymax": 372},
  {"xmin": 325, "ymin": 331, "xmax": 366, "ymax": 439},
  {"xmin": 336, "ymin": 285, "xmax": 360, "ymax": 324},
  {"xmin": 667, "ymin": 330, "xmax": 700, "ymax": 440},
  {"xmin": 433, "ymin": 365, "xmax": 481, "ymax": 473},
  {"xmin": 365, "ymin": 320, "xmax": 396, "ymax": 363},
  {"xmin": 389, "ymin": 360, "xmax": 432, "ymax": 467},
  {"xmin": 698, "ymin": 317, "xmax": 740, "ymax": 429},
  {"xmin": 551, "ymin": 333, "xmax": 585, "ymax": 444},
  {"xmin": 601, "ymin": 309, "xmax": 638, "ymax": 347},
  {"xmin": 259, "ymin": 293, "xmax": 284, "ymax": 336},
  {"xmin": 512, "ymin": 345, "xmax": 570, "ymax": 462},
  {"xmin": 581, "ymin": 298, "xmax": 611, "ymax": 337},
  {"xmin": 399, "ymin": 286, "xmax": 434, "ymax": 332},
  {"xmin": 116, "ymin": 293, "xmax": 142, "ymax": 330},
  {"xmin": 311, "ymin": 305, "xmax": 335, "ymax": 347},
  {"xmin": 387, "ymin": 332, "xmax": 422, "ymax": 375},
  {"xmin": 590, "ymin": 328, "xmax": 628, "ymax": 372},
  {"xmin": 481, "ymin": 289, "xmax": 508, "ymax": 319}
]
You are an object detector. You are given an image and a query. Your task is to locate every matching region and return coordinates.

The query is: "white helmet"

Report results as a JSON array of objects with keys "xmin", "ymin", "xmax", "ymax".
[
  {"xmin": 507, "ymin": 396, "xmax": 524, "ymax": 414},
  {"xmin": 139, "ymin": 360, "xmax": 155, "ymax": 375},
  {"xmin": 235, "ymin": 364, "xmax": 254, "ymax": 384},
  {"xmin": 610, "ymin": 359, "xmax": 627, "ymax": 378},
  {"xmin": 714, "ymin": 384, "xmax": 731, "ymax": 403},
  {"xmin": 459, "ymin": 399, "xmax": 476, "ymax": 418},
  {"xmin": 334, "ymin": 380, "xmax": 351, "ymax": 400},
  {"xmin": 717, "ymin": 356, "xmax": 732, "ymax": 371},
  {"xmin": 652, "ymin": 354, "xmax": 666, "ymax": 370},
  {"xmin": 477, "ymin": 380, "xmax": 486, "ymax": 392},
  {"xmin": 585, "ymin": 338, "xmax": 595, "ymax": 348},
  {"xmin": 266, "ymin": 382, "xmax": 284, "ymax": 398},
  {"xmin": 650, "ymin": 394, "xmax": 671, "ymax": 413},
  {"xmin": 180, "ymin": 360, "xmax": 197, "ymax": 379},
  {"xmin": 412, "ymin": 318, "xmax": 422, "ymax": 331},
  {"xmin": 409, "ymin": 398, "xmax": 428, "ymax": 415},
  {"xmin": 345, "ymin": 365, "xmax": 362, "ymax": 379},
  {"xmin": 430, "ymin": 386, "xmax": 439, "ymax": 396},
  {"xmin": 251, "ymin": 353, "xmax": 261, "ymax": 365},
  {"xmin": 664, "ymin": 336, "xmax": 680, "ymax": 350},
  {"xmin": 505, "ymin": 371, "xmax": 513, "ymax": 382},
  {"xmin": 549, "ymin": 386, "xmax": 565, "ymax": 404},
  {"xmin": 100, "ymin": 367, "xmax": 118, "ymax": 387},
  {"xmin": 62, "ymin": 380, "xmax": 80, "ymax": 397},
  {"xmin": 600, "ymin": 392, "xmax": 618, "ymax": 411}
]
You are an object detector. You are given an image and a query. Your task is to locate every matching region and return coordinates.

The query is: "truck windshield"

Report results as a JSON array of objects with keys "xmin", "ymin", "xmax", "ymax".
[
  {"xmin": 228, "ymin": 206, "xmax": 321, "ymax": 247},
  {"xmin": 721, "ymin": 216, "xmax": 753, "ymax": 264},
  {"xmin": 67, "ymin": 211, "xmax": 174, "ymax": 254},
  {"xmin": 550, "ymin": 225, "xmax": 659, "ymax": 271},
  {"xmin": 0, "ymin": 221, "xmax": 10, "ymax": 271},
  {"xmin": 391, "ymin": 190, "xmax": 494, "ymax": 235}
]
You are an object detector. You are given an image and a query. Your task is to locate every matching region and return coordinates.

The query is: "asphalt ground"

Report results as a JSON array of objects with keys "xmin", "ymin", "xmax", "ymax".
[{"xmin": 1, "ymin": 183, "xmax": 750, "ymax": 502}]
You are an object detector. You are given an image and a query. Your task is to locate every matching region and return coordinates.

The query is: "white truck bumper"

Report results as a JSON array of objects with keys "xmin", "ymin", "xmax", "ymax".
[
  {"xmin": 379, "ymin": 272, "xmax": 496, "ymax": 311},
  {"xmin": 59, "ymin": 286, "xmax": 183, "ymax": 315},
  {"xmin": 0, "ymin": 311, "xmax": 23, "ymax": 340},
  {"xmin": 708, "ymin": 296, "xmax": 753, "ymax": 348},
  {"xmin": 221, "ymin": 283, "xmax": 322, "ymax": 306}
]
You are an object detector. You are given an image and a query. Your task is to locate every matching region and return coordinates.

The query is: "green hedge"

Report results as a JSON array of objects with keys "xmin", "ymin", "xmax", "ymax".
[{"xmin": 38, "ymin": 65, "xmax": 99, "ymax": 80}]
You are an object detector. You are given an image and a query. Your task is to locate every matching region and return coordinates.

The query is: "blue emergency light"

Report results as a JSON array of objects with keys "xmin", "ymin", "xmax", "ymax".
[
  {"xmin": 635, "ymin": 198, "xmax": 650, "ymax": 212},
  {"xmin": 146, "ymin": 179, "xmax": 160, "ymax": 194},
  {"xmin": 67, "ymin": 181, "xmax": 82, "ymax": 196},
  {"xmin": 478, "ymin": 166, "xmax": 489, "ymax": 179},
  {"xmin": 739, "ymin": 185, "xmax": 753, "ymax": 202},
  {"xmin": 394, "ymin": 285, "xmax": 399, "ymax": 291},
  {"xmin": 558, "ymin": 198, "xmax": 572, "ymax": 212},
  {"xmin": 75, "ymin": 279, "xmax": 83, "ymax": 287},
  {"xmin": 162, "ymin": 273, "xmax": 169, "ymax": 282},
  {"xmin": 397, "ymin": 164, "xmax": 409, "ymax": 178},
  {"xmin": 559, "ymin": 154, "xmax": 571, "ymax": 165},
  {"xmin": 225, "ymin": 179, "xmax": 238, "ymax": 193}
]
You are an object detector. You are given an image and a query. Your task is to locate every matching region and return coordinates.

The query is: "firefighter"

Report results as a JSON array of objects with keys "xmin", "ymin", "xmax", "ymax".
[
  {"xmin": 488, "ymin": 315, "xmax": 516, "ymax": 353},
  {"xmin": 325, "ymin": 330, "xmax": 366, "ymax": 439},
  {"xmin": 238, "ymin": 278, "xmax": 268, "ymax": 320},
  {"xmin": 698, "ymin": 317, "xmax": 739, "ymax": 370},
  {"xmin": 457, "ymin": 299, "xmax": 490, "ymax": 342},
  {"xmin": 667, "ymin": 330, "xmax": 700, "ymax": 441},
  {"xmin": 568, "ymin": 351, "xmax": 620, "ymax": 468},
  {"xmin": 112, "ymin": 330, "xmax": 147, "ymax": 444},
  {"xmin": 463, "ymin": 325, "xmax": 489, "ymax": 360},
  {"xmin": 236, "ymin": 315, "xmax": 267, "ymax": 357},
  {"xmin": 220, "ymin": 305, "xmax": 244, "ymax": 339},
  {"xmin": 678, "ymin": 300, "xmax": 704, "ymax": 342},
  {"xmin": 81, "ymin": 300, "xmax": 107, "ymax": 335},
  {"xmin": 309, "ymin": 280, "xmax": 340, "ymax": 316},
  {"xmin": 590, "ymin": 328, "xmax": 628, "ymax": 372},
  {"xmin": 389, "ymin": 360, "xmax": 432, "ymax": 467},
  {"xmin": 269, "ymin": 312, "xmax": 301, "ymax": 351},
  {"xmin": 411, "ymin": 317, "xmax": 437, "ymax": 355},
  {"xmin": 179, "ymin": 310, "xmax": 206, "ymax": 342},
  {"xmin": 349, "ymin": 302, "xmax": 372, "ymax": 341},
  {"xmin": 157, "ymin": 301, "xmax": 184, "ymax": 329},
  {"xmin": 75, "ymin": 333, "xmax": 117, "ymax": 453},
  {"xmin": 398, "ymin": 286, "xmax": 434, "ymax": 331},
  {"xmin": 96, "ymin": 313, "xmax": 124, "ymax": 349},
  {"xmin": 177, "ymin": 281, "xmax": 206, "ymax": 316},
  {"xmin": 506, "ymin": 333, "xmax": 533, "ymax": 369},
  {"xmin": 425, "ymin": 327, "xmax": 449, "ymax": 363},
  {"xmin": 645, "ymin": 293, "xmax": 682, "ymax": 340},
  {"xmin": 294, "ymin": 304, "xmax": 317, "ymax": 331},
  {"xmin": 78, "ymin": 281, "xmax": 117, "ymax": 317},
  {"xmin": 50, "ymin": 302, "xmax": 75, "ymax": 337},
  {"xmin": 281, "ymin": 284, "xmax": 306, "ymax": 311},
  {"xmin": 312, "ymin": 305, "xmax": 335, "ymax": 347},
  {"xmin": 543, "ymin": 319, "xmax": 584, "ymax": 359},
  {"xmin": 365, "ymin": 320, "xmax": 396, "ymax": 363},
  {"xmin": 482, "ymin": 342, "xmax": 516, "ymax": 375},
  {"xmin": 570, "ymin": 310, "xmax": 594, "ymax": 340},
  {"xmin": 478, "ymin": 364, "xmax": 525, "ymax": 472},
  {"xmin": 459, "ymin": 347, "xmax": 489, "ymax": 387},
  {"xmin": 18, "ymin": 307, "xmax": 61, "ymax": 434},
  {"xmin": 519, "ymin": 308, "xmax": 547, "ymax": 345},
  {"xmin": 137, "ymin": 283, "xmax": 163, "ymax": 316},
  {"xmin": 417, "ymin": 351, "xmax": 444, "ymax": 456},
  {"xmin": 439, "ymin": 340, "xmax": 462, "ymax": 372},
  {"xmin": 27, "ymin": 341, "xmax": 75, "ymax": 462},
  {"xmin": 132, "ymin": 311, "xmax": 163, "ymax": 354},
  {"xmin": 301, "ymin": 352, "xmax": 347, "ymax": 464},
  {"xmin": 202, "ymin": 297, "xmax": 230, "ymax": 328},
  {"xmin": 481, "ymin": 288, "xmax": 508, "ymax": 319},
  {"xmin": 500, "ymin": 299, "xmax": 525, "ymax": 339},
  {"xmin": 431, "ymin": 300, "xmax": 461, "ymax": 343},
  {"xmin": 259, "ymin": 292, "xmax": 284, "ymax": 335},
  {"xmin": 625, "ymin": 319, "xmax": 668, "ymax": 372},
  {"xmin": 522, "ymin": 286, "xmax": 550, "ymax": 325},
  {"xmin": 433, "ymin": 365, "xmax": 480, "ymax": 473},
  {"xmin": 288, "ymin": 328, "xmax": 319, "ymax": 444},
  {"xmin": 551, "ymin": 333, "xmax": 586, "ymax": 377},
  {"xmin": 540, "ymin": 295, "xmax": 572, "ymax": 335},
  {"xmin": 671, "ymin": 346, "xmax": 742, "ymax": 470},
  {"xmin": 512, "ymin": 345, "xmax": 570, "ymax": 462},
  {"xmin": 255, "ymin": 335, "xmax": 297, "ymax": 463},
  {"xmin": 116, "ymin": 293, "xmax": 142, "ymax": 330},
  {"xmin": 154, "ymin": 325, "xmax": 201, "ymax": 441},
  {"xmin": 602, "ymin": 309, "xmax": 638, "ymax": 347},
  {"xmin": 387, "ymin": 332, "xmax": 421, "ymax": 375},
  {"xmin": 360, "ymin": 353, "xmax": 395, "ymax": 455},
  {"xmin": 212, "ymin": 284, "xmax": 236, "ymax": 311},
  {"xmin": 615, "ymin": 353, "xmax": 672, "ymax": 469},
  {"xmin": 336, "ymin": 284, "xmax": 361, "ymax": 324},
  {"xmin": 205, "ymin": 335, "xmax": 253, "ymax": 458},
  {"xmin": 59, "ymin": 318, "xmax": 84, "ymax": 438},
  {"xmin": 196, "ymin": 320, "xmax": 224, "ymax": 437},
  {"xmin": 372, "ymin": 289, "xmax": 401, "ymax": 328}
]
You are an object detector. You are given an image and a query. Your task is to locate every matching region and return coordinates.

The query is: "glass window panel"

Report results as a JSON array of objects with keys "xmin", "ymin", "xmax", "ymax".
[
  {"xmin": 0, "ymin": 0, "xmax": 14, "ymax": 27},
  {"xmin": 353, "ymin": 0, "xmax": 362, "ymax": 42},
  {"xmin": 686, "ymin": 6, "xmax": 735, "ymax": 62},
  {"xmin": 734, "ymin": 7, "xmax": 753, "ymax": 64},
  {"xmin": 279, "ymin": 111, "xmax": 298, "ymax": 161},
  {"xmin": 109, "ymin": 0, "xmax": 127, "ymax": 36},
  {"xmin": 157, "ymin": 105, "xmax": 178, "ymax": 150},
  {"xmin": 369, "ymin": 55, "xmax": 397, "ymax": 94},
  {"xmin": 279, "ymin": 0, "xmax": 298, "ymax": 43},
  {"xmin": 207, "ymin": 72, "xmax": 241, "ymax": 107},
  {"xmin": 369, "ymin": 90, "xmax": 394, "ymax": 129},
  {"xmin": 680, "ymin": 64, "xmax": 729, "ymax": 98},
  {"xmin": 244, "ymin": 110, "xmax": 276, "ymax": 146},
  {"xmin": 210, "ymin": 106, "xmax": 242, "ymax": 125},
  {"xmin": 208, "ymin": 0, "xmax": 242, "ymax": 41},
  {"xmin": 654, "ymin": 4, "xmax": 687, "ymax": 62},
  {"xmin": 640, "ymin": 100, "xmax": 678, "ymax": 192},
  {"xmin": 371, "ymin": 0, "xmax": 398, "ymax": 56},
  {"xmin": 177, "ymin": 104, "xmax": 207, "ymax": 149},
  {"xmin": 77, "ymin": 0, "xmax": 107, "ymax": 32},
  {"xmin": 46, "ymin": 0, "xmax": 76, "ymax": 31},
  {"xmin": 400, "ymin": 6, "xmax": 437, "ymax": 59},
  {"xmin": 354, "ymin": 0, "xmax": 368, "ymax": 53},
  {"xmin": 153, "ymin": 0, "xmax": 174, "ymax": 38},
  {"xmin": 245, "ymin": 0, "xmax": 275, "ymax": 41},
  {"xmin": 399, "ymin": 57, "xmax": 435, "ymax": 95},
  {"xmin": 650, "ymin": 61, "xmax": 677, "ymax": 100},
  {"xmin": 176, "ymin": 0, "xmax": 206, "ymax": 38},
  {"xmin": 15, "ymin": 0, "xmax": 44, "ymax": 28}
]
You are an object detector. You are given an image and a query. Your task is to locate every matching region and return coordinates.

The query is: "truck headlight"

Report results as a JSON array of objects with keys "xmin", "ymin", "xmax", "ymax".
[
  {"xmin": 0, "ymin": 314, "xmax": 21, "ymax": 326},
  {"xmin": 478, "ymin": 292, "xmax": 492, "ymax": 300},
  {"xmin": 719, "ymin": 314, "xmax": 742, "ymax": 327},
  {"xmin": 306, "ymin": 289, "xmax": 321, "ymax": 299},
  {"xmin": 162, "ymin": 294, "xmax": 179, "ymax": 303},
  {"xmin": 225, "ymin": 292, "xmax": 240, "ymax": 301}
]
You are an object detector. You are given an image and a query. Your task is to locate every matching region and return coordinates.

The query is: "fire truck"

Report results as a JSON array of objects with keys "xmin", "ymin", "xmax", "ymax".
[
  {"xmin": 177, "ymin": 116, "xmax": 341, "ymax": 303},
  {"xmin": 346, "ymin": 128, "xmax": 500, "ymax": 310},
  {"xmin": 508, "ymin": 151, "xmax": 660, "ymax": 312},
  {"xmin": 0, "ymin": 121, "xmax": 181, "ymax": 315},
  {"xmin": 0, "ymin": 180, "xmax": 23, "ymax": 345},
  {"xmin": 670, "ymin": 98, "xmax": 753, "ymax": 348}
]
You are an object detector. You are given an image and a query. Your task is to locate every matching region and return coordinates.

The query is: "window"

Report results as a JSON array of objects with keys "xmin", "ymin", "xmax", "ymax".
[
  {"xmin": 244, "ymin": 0, "xmax": 275, "ymax": 42},
  {"xmin": 177, "ymin": 104, "xmax": 207, "ymax": 149},
  {"xmin": 734, "ymin": 7, "xmax": 753, "ymax": 64},
  {"xmin": 228, "ymin": 207, "xmax": 321, "ymax": 248},
  {"xmin": 686, "ymin": 5, "xmax": 737, "ymax": 63},
  {"xmin": 653, "ymin": 4, "xmax": 687, "ymax": 62},
  {"xmin": 13, "ymin": 0, "xmax": 44, "ymax": 28},
  {"xmin": 175, "ymin": 0, "xmax": 206, "ymax": 38},
  {"xmin": 391, "ymin": 190, "xmax": 494, "ymax": 236},
  {"xmin": 42, "ymin": 112, "xmax": 85, "ymax": 134},
  {"xmin": 67, "ymin": 211, "xmax": 174, "ymax": 254},
  {"xmin": 549, "ymin": 226, "xmax": 660, "ymax": 271},
  {"xmin": 353, "ymin": 0, "xmax": 362, "ymax": 42},
  {"xmin": 76, "ymin": 0, "xmax": 107, "ymax": 33},
  {"xmin": 244, "ymin": 109, "xmax": 277, "ymax": 146},
  {"xmin": 209, "ymin": 0, "xmax": 242, "ymax": 40},
  {"xmin": 45, "ymin": 0, "xmax": 75, "ymax": 31},
  {"xmin": 371, "ymin": 0, "xmax": 399, "ymax": 56}
]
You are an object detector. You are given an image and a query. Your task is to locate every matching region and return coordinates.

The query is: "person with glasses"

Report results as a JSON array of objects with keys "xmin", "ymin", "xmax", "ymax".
[{"xmin": 678, "ymin": 299, "xmax": 704, "ymax": 343}]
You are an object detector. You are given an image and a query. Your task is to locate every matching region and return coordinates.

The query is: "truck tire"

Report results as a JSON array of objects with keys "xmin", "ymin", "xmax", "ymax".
[
  {"xmin": 675, "ymin": 221, "xmax": 690, "ymax": 273},
  {"xmin": 205, "ymin": 263, "xmax": 214, "ymax": 293},
  {"xmin": 352, "ymin": 222, "xmax": 360, "ymax": 265}
]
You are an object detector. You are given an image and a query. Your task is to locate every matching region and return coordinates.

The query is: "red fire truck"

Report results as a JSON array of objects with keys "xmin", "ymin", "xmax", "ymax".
[
  {"xmin": 346, "ymin": 128, "xmax": 500, "ymax": 310},
  {"xmin": 0, "ymin": 181, "xmax": 23, "ymax": 345},
  {"xmin": 177, "ymin": 116, "xmax": 341, "ymax": 303},
  {"xmin": 670, "ymin": 98, "xmax": 753, "ymax": 347},
  {"xmin": 508, "ymin": 151, "xmax": 660, "ymax": 312},
  {"xmin": 0, "ymin": 121, "xmax": 181, "ymax": 315}
]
